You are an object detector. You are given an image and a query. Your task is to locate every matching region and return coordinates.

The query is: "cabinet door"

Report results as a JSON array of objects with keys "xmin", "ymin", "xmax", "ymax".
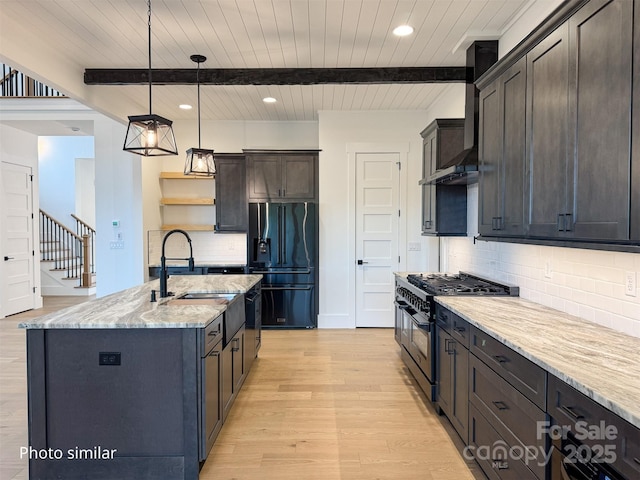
[
  {"xmin": 526, "ymin": 25, "xmax": 570, "ymax": 237},
  {"xmin": 232, "ymin": 327, "xmax": 245, "ymax": 393},
  {"xmin": 567, "ymin": 0, "xmax": 632, "ymax": 240},
  {"xmin": 501, "ymin": 58, "xmax": 527, "ymax": 236},
  {"xmin": 421, "ymin": 134, "xmax": 437, "ymax": 234},
  {"xmin": 282, "ymin": 155, "xmax": 316, "ymax": 200},
  {"xmin": 248, "ymin": 155, "xmax": 281, "ymax": 200},
  {"xmin": 450, "ymin": 342, "xmax": 469, "ymax": 443},
  {"xmin": 215, "ymin": 155, "xmax": 247, "ymax": 232},
  {"xmin": 201, "ymin": 344, "xmax": 222, "ymax": 460},
  {"xmin": 478, "ymin": 79, "xmax": 502, "ymax": 236},
  {"xmin": 436, "ymin": 326, "xmax": 453, "ymax": 418}
]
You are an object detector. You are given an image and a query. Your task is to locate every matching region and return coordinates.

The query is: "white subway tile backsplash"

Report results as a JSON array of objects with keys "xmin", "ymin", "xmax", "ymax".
[{"xmin": 441, "ymin": 187, "xmax": 640, "ymax": 338}]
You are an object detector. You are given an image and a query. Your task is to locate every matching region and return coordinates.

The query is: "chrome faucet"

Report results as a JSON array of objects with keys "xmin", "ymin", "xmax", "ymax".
[{"xmin": 159, "ymin": 229, "xmax": 195, "ymax": 298}]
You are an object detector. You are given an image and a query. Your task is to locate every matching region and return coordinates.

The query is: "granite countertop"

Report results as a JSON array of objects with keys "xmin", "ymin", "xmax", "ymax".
[
  {"xmin": 434, "ymin": 295, "xmax": 640, "ymax": 429},
  {"xmin": 18, "ymin": 274, "xmax": 262, "ymax": 330}
]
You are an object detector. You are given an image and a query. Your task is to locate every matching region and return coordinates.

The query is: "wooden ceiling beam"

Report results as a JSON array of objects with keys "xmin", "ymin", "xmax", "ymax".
[{"xmin": 84, "ymin": 67, "xmax": 471, "ymax": 85}]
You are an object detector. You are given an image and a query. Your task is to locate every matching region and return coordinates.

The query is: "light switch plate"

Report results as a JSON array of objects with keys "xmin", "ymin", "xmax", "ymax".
[
  {"xmin": 408, "ymin": 242, "xmax": 421, "ymax": 252},
  {"xmin": 624, "ymin": 271, "xmax": 636, "ymax": 297}
]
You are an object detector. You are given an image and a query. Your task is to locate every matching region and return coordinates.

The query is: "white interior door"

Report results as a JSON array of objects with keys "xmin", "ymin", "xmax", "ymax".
[
  {"xmin": 355, "ymin": 152, "xmax": 400, "ymax": 327},
  {"xmin": 1, "ymin": 162, "xmax": 36, "ymax": 316}
]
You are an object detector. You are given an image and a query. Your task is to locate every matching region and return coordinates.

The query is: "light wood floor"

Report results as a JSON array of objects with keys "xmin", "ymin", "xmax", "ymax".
[{"xmin": 1, "ymin": 298, "xmax": 481, "ymax": 480}]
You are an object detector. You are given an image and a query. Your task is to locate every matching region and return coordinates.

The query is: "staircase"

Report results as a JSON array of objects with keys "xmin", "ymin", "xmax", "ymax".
[{"xmin": 39, "ymin": 210, "xmax": 96, "ymax": 296}]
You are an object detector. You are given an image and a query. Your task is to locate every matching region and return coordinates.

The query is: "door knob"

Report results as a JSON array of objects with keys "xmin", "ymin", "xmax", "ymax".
[
  {"xmin": 357, "ymin": 259, "xmax": 369, "ymax": 265},
  {"xmin": 4, "ymin": 256, "xmax": 14, "ymax": 261}
]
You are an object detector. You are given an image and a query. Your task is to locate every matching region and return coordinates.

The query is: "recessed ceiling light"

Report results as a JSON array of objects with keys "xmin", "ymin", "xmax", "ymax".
[
  {"xmin": 393, "ymin": 25, "xmax": 414, "ymax": 37},
  {"xmin": 179, "ymin": 104, "xmax": 193, "ymax": 110},
  {"xmin": 263, "ymin": 97, "xmax": 277, "ymax": 103}
]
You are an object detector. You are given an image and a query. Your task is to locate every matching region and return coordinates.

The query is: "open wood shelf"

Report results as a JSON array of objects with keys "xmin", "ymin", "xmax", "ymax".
[
  {"xmin": 161, "ymin": 224, "xmax": 215, "ymax": 231},
  {"xmin": 160, "ymin": 172, "xmax": 215, "ymax": 180},
  {"xmin": 160, "ymin": 197, "xmax": 215, "ymax": 205}
]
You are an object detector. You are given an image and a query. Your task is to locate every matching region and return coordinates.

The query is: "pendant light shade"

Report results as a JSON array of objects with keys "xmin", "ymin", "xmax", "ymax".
[
  {"xmin": 184, "ymin": 54, "xmax": 215, "ymax": 176},
  {"xmin": 123, "ymin": 0, "xmax": 178, "ymax": 156}
]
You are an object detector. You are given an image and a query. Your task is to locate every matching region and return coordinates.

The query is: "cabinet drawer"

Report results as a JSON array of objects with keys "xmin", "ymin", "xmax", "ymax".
[
  {"xmin": 201, "ymin": 316, "xmax": 222, "ymax": 353},
  {"xmin": 547, "ymin": 375, "xmax": 640, "ymax": 479},
  {"xmin": 470, "ymin": 354, "xmax": 546, "ymax": 453},
  {"xmin": 469, "ymin": 403, "xmax": 542, "ymax": 480},
  {"xmin": 471, "ymin": 326, "xmax": 546, "ymax": 409},
  {"xmin": 436, "ymin": 305, "xmax": 470, "ymax": 348}
]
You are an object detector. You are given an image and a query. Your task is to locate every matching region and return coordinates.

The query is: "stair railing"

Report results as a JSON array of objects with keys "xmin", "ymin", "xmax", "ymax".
[
  {"xmin": 71, "ymin": 214, "xmax": 96, "ymax": 277},
  {"xmin": 1, "ymin": 64, "xmax": 64, "ymax": 97},
  {"xmin": 39, "ymin": 209, "xmax": 91, "ymax": 287}
]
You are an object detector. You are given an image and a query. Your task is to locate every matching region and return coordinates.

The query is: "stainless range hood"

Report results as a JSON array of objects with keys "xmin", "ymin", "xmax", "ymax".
[{"xmin": 429, "ymin": 41, "xmax": 498, "ymax": 185}]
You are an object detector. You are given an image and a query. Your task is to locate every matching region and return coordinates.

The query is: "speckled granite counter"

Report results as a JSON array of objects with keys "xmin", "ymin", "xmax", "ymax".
[
  {"xmin": 18, "ymin": 274, "xmax": 261, "ymax": 329},
  {"xmin": 434, "ymin": 296, "xmax": 640, "ymax": 429}
]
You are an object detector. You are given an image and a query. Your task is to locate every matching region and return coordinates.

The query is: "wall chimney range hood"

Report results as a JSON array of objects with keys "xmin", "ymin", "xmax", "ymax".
[{"xmin": 428, "ymin": 41, "xmax": 498, "ymax": 185}]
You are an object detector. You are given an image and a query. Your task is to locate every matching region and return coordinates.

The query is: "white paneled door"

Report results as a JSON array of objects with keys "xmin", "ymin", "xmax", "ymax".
[
  {"xmin": 355, "ymin": 152, "xmax": 400, "ymax": 327},
  {"xmin": 1, "ymin": 162, "xmax": 36, "ymax": 316}
]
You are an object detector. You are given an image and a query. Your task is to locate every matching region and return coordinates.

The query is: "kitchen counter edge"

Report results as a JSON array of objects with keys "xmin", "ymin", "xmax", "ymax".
[{"xmin": 18, "ymin": 274, "xmax": 262, "ymax": 330}]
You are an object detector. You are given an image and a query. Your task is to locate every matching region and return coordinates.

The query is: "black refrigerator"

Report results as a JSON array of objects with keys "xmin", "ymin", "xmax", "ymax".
[{"xmin": 248, "ymin": 202, "xmax": 318, "ymax": 328}]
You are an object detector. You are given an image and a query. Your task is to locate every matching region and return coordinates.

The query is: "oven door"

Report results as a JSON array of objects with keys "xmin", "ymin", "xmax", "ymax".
[
  {"xmin": 408, "ymin": 315, "xmax": 434, "ymax": 383},
  {"xmin": 551, "ymin": 437, "xmax": 626, "ymax": 480}
]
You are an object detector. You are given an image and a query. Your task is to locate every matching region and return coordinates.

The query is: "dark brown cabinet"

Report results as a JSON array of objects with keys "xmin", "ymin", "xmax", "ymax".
[
  {"xmin": 214, "ymin": 154, "xmax": 247, "ymax": 232},
  {"xmin": 478, "ymin": 57, "xmax": 526, "ymax": 237},
  {"xmin": 222, "ymin": 325, "xmax": 245, "ymax": 422},
  {"xmin": 247, "ymin": 150, "xmax": 318, "ymax": 201},
  {"xmin": 436, "ymin": 305, "xmax": 469, "ymax": 443},
  {"xmin": 420, "ymin": 119, "xmax": 467, "ymax": 236},
  {"xmin": 566, "ymin": 0, "xmax": 633, "ymax": 240},
  {"xmin": 477, "ymin": 0, "xmax": 638, "ymax": 250}
]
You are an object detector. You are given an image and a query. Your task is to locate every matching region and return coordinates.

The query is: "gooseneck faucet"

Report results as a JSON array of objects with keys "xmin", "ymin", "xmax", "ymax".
[{"xmin": 159, "ymin": 229, "xmax": 195, "ymax": 298}]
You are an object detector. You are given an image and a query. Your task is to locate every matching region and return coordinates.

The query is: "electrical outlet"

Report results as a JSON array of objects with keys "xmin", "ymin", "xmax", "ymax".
[
  {"xmin": 625, "ymin": 271, "xmax": 637, "ymax": 297},
  {"xmin": 109, "ymin": 241, "xmax": 124, "ymax": 249},
  {"xmin": 408, "ymin": 242, "xmax": 421, "ymax": 252},
  {"xmin": 544, "ymin": 260, "xmax": 552, "ymax": 279}
]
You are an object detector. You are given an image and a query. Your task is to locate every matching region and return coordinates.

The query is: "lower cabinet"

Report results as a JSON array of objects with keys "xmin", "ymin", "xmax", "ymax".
[{"xmin": 434, "ymin": 304, "xmax": 640, "ymax": 480}]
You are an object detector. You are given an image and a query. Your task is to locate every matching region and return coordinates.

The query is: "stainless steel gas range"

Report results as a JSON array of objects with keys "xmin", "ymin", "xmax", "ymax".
[{"xmin": 394, "ymin": 272, "xmax": 519, "ymax": 400}]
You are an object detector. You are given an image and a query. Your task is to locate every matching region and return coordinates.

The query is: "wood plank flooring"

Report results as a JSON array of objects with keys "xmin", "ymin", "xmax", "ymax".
[{"xmin": 1, "ymin": 298, "xmax": 481, "ymax": 480}]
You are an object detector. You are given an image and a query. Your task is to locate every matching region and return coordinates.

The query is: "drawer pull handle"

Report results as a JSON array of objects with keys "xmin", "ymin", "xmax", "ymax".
[
  {"xmin": 208, "ymin": 330, "xmax": 220, "ymax": 337},
  {"xmin": 453, "ymin": 326, "xmax": 466, "ymax": 335},
  {"xmin": 561, "ymin": 405, "xmax": 584, "ymax": 421},
  {"xmin": 493, "ymin": 355, "xmax": 508, "ymax": 363},
  {"xmin": 208, "ymin": 351, "xmax": 220, "ymax": 357},
  {"xmin": 492, "ymin": 401, "xmax": 509, "ymax": 411},
  {"xmin": 633, "ymin": 457, "xmax": 640, "ymax": 465}
]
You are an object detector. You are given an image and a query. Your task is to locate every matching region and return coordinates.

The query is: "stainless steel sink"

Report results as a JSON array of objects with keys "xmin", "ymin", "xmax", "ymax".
[
  {"xmin": 165, "ymin": 292, "xmax": 236, "ymax": 306},
  {"xmin": 177, "ymin": 292, "xmax": 235, "ymax": 301}
]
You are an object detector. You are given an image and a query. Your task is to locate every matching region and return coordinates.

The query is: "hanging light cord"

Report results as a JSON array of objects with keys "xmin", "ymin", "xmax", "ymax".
[
  {"xmin": 197, "ymin": 60, "xmax": 201, "ymax": 148},
  {"xmin": 147, "ymin": 0, "xmax": 152, "ymax": 115}
]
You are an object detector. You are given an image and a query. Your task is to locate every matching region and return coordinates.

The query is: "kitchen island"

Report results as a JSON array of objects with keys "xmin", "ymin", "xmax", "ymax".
[{"xmin": 19, "ymin": 274, "xmax": 261, "ymax": 480}]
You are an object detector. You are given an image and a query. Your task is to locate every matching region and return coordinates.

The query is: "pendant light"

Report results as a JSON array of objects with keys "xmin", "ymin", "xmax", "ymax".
[
  {"xmin": 123, "ymin": 0, "xmax": 178, "ymax": 156},
  {"xmin": 184, "ymin": 54, "xmax": 215, "ymax": 176}
]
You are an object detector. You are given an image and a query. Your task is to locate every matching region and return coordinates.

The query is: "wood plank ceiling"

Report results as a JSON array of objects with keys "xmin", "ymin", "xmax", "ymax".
[{"xmin": 0, "ymin": 0, "xmax": 533, "ymax": 121}]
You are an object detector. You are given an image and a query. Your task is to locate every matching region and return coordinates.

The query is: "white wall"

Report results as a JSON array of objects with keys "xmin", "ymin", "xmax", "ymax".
[
  {"xmin": 435, "ymin": 0, "xmax": 640, "ymax": 338},
  {"xmin": 317, "ymin": 109, "xmax": 436, "ymax": 328},
  {"xmin": 38, "ymin": 136, "xmax": 94, "ymax": 228},
  {"xmin": 93, "ymin": 117, "xmax": 145, "ymax": 296},
  {"xmin": 0, "ymin": 124, "xmax": 43, "ymax": 316}
]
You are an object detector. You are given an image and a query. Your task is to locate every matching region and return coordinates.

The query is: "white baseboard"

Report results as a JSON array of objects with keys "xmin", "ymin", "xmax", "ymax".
[{"xmin": 317, "ymin": 314, "xmax": 354, "ymax": 329}]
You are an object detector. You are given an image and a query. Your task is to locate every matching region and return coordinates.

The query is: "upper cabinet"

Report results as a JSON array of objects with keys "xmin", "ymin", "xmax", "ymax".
[
  {"xmin": 478, "ymin": 57, "xmax": 527, "ymax": 237},
  {"xmin": 246, "ymin": 150, "xmax": 319, "ymax": 201},
  {"xmin": 420, "ymin": 119, "xmax": 467, "ymax": 236},
  {"xmin": 214, "ymin": 154, "xmax": 247, "ymax": 232},
  {"xmin": 477, "ymin": 0, "xmax": 638, "ymax": 250}
]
